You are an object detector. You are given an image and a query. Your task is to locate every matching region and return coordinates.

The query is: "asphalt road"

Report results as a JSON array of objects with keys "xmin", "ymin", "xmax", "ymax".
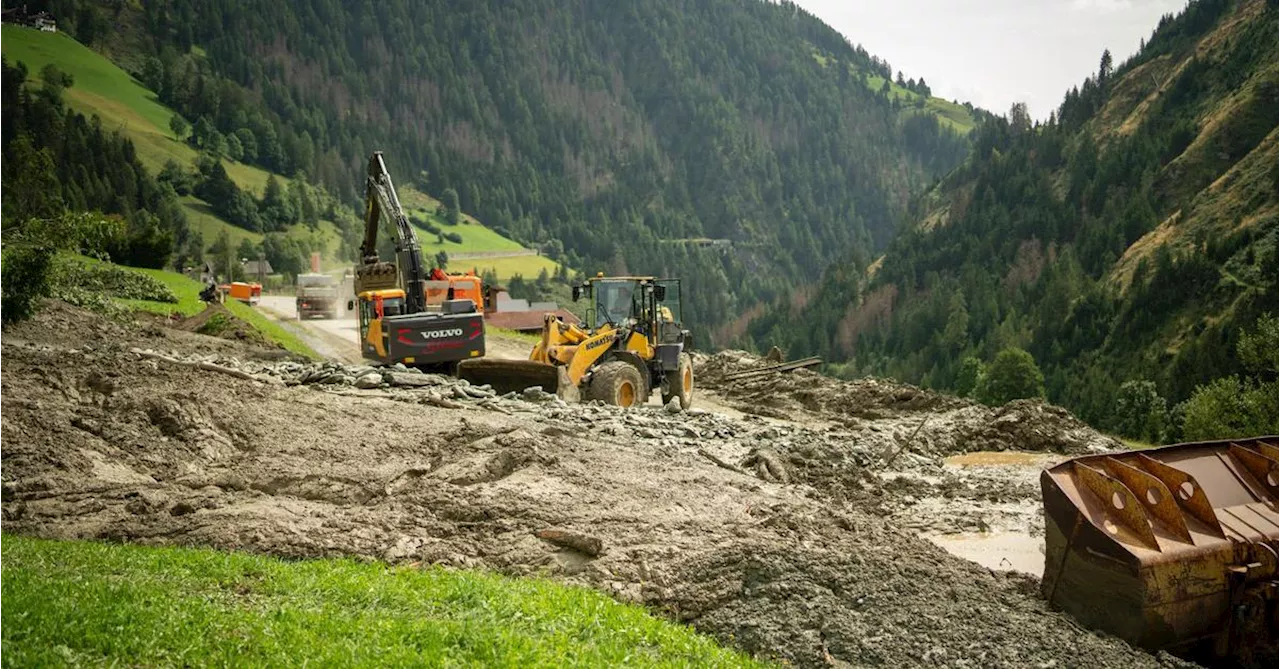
[
  {"xmin": 256, "ymin": 294, "xmax": 531, "ymax": 362},
  {"xmin": 258, "ymin": 295, "xmax": 363, "ymax": 362}
]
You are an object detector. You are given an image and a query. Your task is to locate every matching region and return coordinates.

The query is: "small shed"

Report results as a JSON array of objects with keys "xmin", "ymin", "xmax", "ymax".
[{"xmin": 242, "ymin": 259, "xmax": 274, "ymax": 277}]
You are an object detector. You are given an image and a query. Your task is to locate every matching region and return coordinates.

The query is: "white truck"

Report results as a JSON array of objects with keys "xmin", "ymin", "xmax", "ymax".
[{"xmin": 295, "ymin": 273, "xmax": 340, "ymax": 319}]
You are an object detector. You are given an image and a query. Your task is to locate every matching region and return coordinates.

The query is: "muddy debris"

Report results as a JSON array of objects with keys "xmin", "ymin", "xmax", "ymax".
[
  {"xmin": 0, "ymin": 303, "xmax": 1176, "ymax": 668},
  {"xmin": 697, "ymin": 350, "xmax": 1122, "ymax": 457}
]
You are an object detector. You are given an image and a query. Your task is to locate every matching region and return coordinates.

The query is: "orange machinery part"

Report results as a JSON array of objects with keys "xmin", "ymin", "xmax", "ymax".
[
  {"xmin": 424, "ymin": 270, "xmax": 482, "ymax": 311},
  {"xmin": 1041, "ymin": 436, "xmax": 1278, "ymax": 668}
]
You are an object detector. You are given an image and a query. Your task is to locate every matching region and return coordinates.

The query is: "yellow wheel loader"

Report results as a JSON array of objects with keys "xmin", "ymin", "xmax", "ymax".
[{"xmin": 458, "ymin": 275, "xmax": 694, "ymax": 409}]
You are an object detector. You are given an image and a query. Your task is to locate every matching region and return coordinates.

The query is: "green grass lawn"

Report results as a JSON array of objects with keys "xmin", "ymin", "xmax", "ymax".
[
  {"xmin": 180, "ymin": 195, "xmax": 263, "ymax": 247},
  {"xmin": 486, "ymin": 324, "xmax": 542, "ymax": 344},
  {"xmin": 807, "ymin": 46, "xmax": 978, "ymax": 136},
  {"xmin": 400, "ymin": 185, "xmax": 488, "ymax": 228},
  {"xmin": 84, "ymin": 258, "xmax": 319, "ymax": 359},
  {"xmin": 924, "ymin": 97, "xmax": 978, "ymax": 135},
  {"xmin": 461, "ymin": 255, "xmax": 562, "ymax": 282},
  {"xmin": 1, "ymin": 535, "xmax": 765, "ymax": 668},
  {"xmin": 416, "ymin": 218, "xmax": 527, "ymax": 254},
  {"xmin": 1, "ymin": 25, "xmax": 280, "ymax": 196},
  {"xmin": 398, "ymin": 188, "xmax": 526, "ymax": 255}
]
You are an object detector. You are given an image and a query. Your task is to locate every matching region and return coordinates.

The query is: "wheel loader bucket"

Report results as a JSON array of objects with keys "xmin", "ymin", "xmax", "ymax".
[
  {"xmin": 455, "ymin": 359, "xmax": 579, "ymax": 402},
  {"xmin": 1041, "ymin": 436, "xmax": 1278, "ymax": 667}
]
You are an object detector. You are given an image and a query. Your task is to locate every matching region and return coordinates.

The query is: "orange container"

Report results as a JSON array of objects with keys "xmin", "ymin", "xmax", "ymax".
[{"xmin": 227, "ymin": 282, "xmax": 261, "ymax": 304}]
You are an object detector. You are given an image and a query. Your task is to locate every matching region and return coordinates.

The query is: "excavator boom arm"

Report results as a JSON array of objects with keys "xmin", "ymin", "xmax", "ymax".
[{"xmin": 362, "ymin": 152, "xmax": 426, "ymax": 314}]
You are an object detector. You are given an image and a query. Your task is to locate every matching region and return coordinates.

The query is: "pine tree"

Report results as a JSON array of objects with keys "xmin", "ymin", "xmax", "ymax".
[
  {"xmin": 2, "ymin": 136, "xmax": 64, "ymax": 223},
  {"xmin": 1098, "ymin": 49, "xmax": 1113, "ymax": 89},
  {"xmin": 260, "ymin": 175, "xmax": 294, "ymax": 231},
  {"xmin": 442, "ymin": 187, "xmax": 461, "ymax": 226},
  {"xmin": 942, "ymin": 289, "xmax": 969, "ymax": 351}
]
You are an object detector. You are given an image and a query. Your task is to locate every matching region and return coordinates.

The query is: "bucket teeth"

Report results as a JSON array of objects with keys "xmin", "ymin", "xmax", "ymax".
[{"xmin": 1041, "ymin": 435, "xmax": 1279, "ymax": 664}]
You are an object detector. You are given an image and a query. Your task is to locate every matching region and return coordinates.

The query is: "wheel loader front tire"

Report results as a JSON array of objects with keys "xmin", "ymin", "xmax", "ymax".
[
  {"xmin": 588, "ymin": 361, "xmax": 645, "ymax": 408},
  {"xmin": 662, "ymin": 352, "xmax": 694, "ymax": 410}
]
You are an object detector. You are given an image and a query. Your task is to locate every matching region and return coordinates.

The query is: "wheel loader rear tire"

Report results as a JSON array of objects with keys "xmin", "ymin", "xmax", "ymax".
[
  {"xmin": 588, "ymin": 361, "xmax": 645, "ymax": 408},
  {"xmin": 662, "ymin": 352, "xmax": 694, "ymax": 410}
]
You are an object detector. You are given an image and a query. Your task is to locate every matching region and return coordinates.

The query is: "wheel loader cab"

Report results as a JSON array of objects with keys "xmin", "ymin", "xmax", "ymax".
[
  {"xmin": 575, "ymin": 278, "xmax": 674, "ymax": 329},
  {"xmin": 584, "ymin": 279, "xmax": 635, "ymax": 329}
]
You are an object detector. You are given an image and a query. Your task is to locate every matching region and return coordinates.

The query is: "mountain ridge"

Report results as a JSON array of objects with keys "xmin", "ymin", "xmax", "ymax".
[
  {"xmin": 749, "ymin": 0, "xmax": 1277, "ymax": 440},
  {"xmin": 11, "ymin": 0, "xmax": 985, "ymax": 339}
]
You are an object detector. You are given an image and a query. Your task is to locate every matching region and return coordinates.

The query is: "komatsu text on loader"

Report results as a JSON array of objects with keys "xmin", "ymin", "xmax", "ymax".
[
  {"xmin": 349, "ymin": 152, "xmax": 485, "ymax": 370},
  {"xmin": 458, "ymin": 274, "xmax": 693, "ymax": 409}
]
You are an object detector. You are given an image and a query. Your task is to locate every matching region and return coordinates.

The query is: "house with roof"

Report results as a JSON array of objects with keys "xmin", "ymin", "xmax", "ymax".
[
  {"xmin": 33, "ymin": 11, "xmax": 56, "ymax": 31},
  {"xmin": 1, "ymin": 6, "xmax": 57, "ymax": 31}
]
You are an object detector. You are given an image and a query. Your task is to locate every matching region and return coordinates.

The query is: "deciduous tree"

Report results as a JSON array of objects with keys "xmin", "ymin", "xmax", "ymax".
[{"xmin": 977, "ymin": 347, "xmax": 1044, "ymax": 406}]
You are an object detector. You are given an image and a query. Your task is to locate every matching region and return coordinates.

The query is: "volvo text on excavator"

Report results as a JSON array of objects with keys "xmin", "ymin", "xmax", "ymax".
[{"xmin": 350, "ymin": 152, "xmax": 485, "ymax": 370}]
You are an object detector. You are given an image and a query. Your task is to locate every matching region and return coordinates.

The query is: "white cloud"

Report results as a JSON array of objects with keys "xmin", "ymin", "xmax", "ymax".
[
  {"xmin": 1069, "ymin": 0, "xmax": 1136, "ymax": 14},
  {"xmin": 793, "ymin": 0, "xmax": 1186, "ymax": 120}
]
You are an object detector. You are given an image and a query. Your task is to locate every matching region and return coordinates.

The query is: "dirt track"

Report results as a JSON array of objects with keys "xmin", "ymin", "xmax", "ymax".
[
  {"xmin": 257, "ymin": 294, "xmax": 363, "ymax": 363},
  {"xmin": 256, "ymin": 294, "xmax": 537, "ymax": 363},
  {"xmin": 0, "ymin": 303, "xmax": 1192, "ymax": 668}
]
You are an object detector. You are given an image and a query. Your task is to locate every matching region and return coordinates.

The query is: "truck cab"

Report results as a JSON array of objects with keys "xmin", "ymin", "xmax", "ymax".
[{"xmin": 296, "ymin": 273, "xmax": 340, "ymax": 319}]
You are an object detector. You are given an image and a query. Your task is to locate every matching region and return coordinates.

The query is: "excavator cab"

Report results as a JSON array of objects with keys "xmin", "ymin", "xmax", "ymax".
[{"xmin": 354, "ymin": 286, "xmax": 483, "ymax": 367}]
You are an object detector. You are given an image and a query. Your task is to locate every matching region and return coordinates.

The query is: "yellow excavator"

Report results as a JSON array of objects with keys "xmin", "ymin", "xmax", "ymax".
[
  {"xmin": 349, "ymin": 152, "xmax": 485, "ymax": 370},
  {"xmin": 458, "ymin": 274, "xmax": 694, "ymax": 409}
]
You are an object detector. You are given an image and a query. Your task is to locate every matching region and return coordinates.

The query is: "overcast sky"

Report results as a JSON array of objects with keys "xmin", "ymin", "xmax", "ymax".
[{"xmin": 793, "ymin": 0, "xmax": 1189, "ymax": 120}]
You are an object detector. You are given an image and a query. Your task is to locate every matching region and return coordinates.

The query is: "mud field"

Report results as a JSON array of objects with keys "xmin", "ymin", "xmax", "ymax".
[{"xmin": 1, "ymin": 303, "xmax": 1194, "ymax": 667}]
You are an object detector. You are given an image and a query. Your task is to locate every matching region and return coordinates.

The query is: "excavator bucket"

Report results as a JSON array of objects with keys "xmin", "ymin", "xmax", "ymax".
[
  {"xmin": 456, "ymin": 358, "xmax": 579, "ymax": 401},
  {"xmin": 1041, "ymin": 436, "xmax": 1278, "ymax": 668}
]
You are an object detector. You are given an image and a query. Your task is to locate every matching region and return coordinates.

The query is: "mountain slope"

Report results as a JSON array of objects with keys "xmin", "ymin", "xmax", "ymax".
[
  {"xmin": 755, "ymin": 0, "xmax": 1277, "ymax": 435},
  {"xmin": 1, "ymin": 23, "xmax": 563, "ymax": 280},
  {"xmin": 76, "ymin": 0, "xmax": 976, "ymax": 339}
]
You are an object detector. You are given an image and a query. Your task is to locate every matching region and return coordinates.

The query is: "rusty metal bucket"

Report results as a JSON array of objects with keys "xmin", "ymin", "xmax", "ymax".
[
  {"xmin": 1041, "ymin": 436, "xmax": 1278, "ymax": 667},
  {"xmin": 455, "ymin": 358, "xmax": 579, "ymax": 401}
]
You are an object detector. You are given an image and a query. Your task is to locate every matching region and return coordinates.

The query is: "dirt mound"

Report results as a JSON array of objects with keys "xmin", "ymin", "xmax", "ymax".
[
  {"xmin": 697, "ymin": 350, "xmax": 970, "ymax": 419},
  {"xmin": 2, "ymin": 300, "xmax": 286, "ymax": 361},
  {"xmin": 697, "ymin": 351, "xmax": 1121, "ymax": 457},
  {"xmin": 2, "ymin": 324, "xmax": 1169, "ymax": 667},
  {"xmin": 660, "ymin": 535, "xmax": 1193, "ymax": 669}
]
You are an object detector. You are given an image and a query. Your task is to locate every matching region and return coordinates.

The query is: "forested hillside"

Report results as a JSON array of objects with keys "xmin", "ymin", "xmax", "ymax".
[
  {"xmin": 1, "ymin": 58, "xmax": 184, "ymax": 267},
  {"xmin": 27, "ymin": 0, "xmax": 974, "ymax": 340},
  {"xmin": 753, "ymin": 0, "xmax": 1278, "ymax": 440}
]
